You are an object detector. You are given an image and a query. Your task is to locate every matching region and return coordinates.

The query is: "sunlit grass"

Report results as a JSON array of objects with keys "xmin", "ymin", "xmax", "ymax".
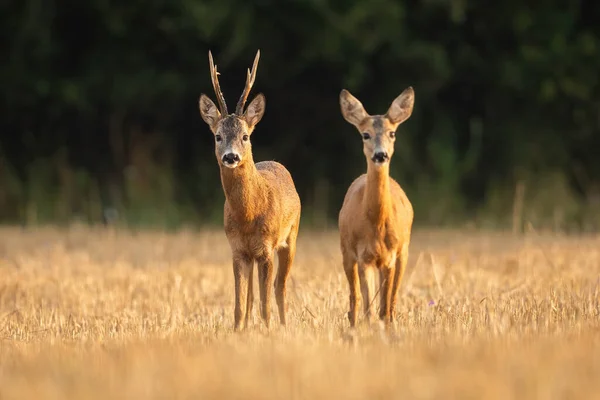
[{"xmin": 0, "ymin": 226, "xmax": 599, "ymax": 399}]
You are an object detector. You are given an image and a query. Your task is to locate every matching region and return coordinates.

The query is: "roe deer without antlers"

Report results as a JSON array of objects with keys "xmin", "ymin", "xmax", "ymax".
[
  {"xmin": 198, "ymin": 50, "xmax": 301, "ymax": 331},
  {"xmin": 338, "ymin": 86, "xmax": 415, "ymax": 328}
]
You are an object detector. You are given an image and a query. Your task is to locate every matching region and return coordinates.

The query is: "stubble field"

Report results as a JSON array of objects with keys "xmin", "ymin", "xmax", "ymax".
[{"xmin": 0, "ymin": 226, "xmax": 599, "ymax": 399}]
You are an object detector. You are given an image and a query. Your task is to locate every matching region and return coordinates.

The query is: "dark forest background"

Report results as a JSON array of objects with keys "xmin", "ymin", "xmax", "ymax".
[{"xmin": 1, "ymin": 0, "xmax": 599, "ymax": 231}]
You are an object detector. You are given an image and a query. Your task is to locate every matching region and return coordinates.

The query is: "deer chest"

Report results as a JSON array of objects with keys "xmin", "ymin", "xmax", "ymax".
[
  {"xmin": 358, "ymin": 224, "xmax": 402, "ymax": 267},
  {"xmin": 224, "ymin": 214, "xmax": 280, "ymax": 257}
]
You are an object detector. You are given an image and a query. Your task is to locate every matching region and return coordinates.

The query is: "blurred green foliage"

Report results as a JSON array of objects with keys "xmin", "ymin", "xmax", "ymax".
[{"xmin": 0, "ymin": 0, "xmax": 599, "ymax": 230}]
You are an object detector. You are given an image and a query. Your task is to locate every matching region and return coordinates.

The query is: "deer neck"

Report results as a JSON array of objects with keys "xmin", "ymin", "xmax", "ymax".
[
  {"xmin": 364, "ymin": 162, "xmax": 391, "ymax": 226},
  {"xmin": 219, "ymin": 155, "xmax": 264, "ymax": 220}
]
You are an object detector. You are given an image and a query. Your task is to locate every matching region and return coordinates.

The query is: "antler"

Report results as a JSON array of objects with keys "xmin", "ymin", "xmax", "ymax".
[
  {"xmin": 235, "ymin": 50, "xmax": 261, "ymax": 115},
  {"xmin": 208, "ymin": 50, "xmax": 228, "ymax": 115}
]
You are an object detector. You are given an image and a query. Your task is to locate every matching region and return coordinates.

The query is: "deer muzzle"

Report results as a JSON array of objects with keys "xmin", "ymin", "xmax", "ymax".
[
  {"xmin": 372, "ymin": 151, "xmax": 389, "ymax": 164},
  {"xmin": 222, "ymin": 152, "xmax": 241, "ymax": 168}
]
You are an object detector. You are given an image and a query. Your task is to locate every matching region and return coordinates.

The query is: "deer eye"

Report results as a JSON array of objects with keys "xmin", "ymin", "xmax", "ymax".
[
  {"xmin": 242, "ymin": 135, "xmax": 249, "ymax": 142},
  {"xmin": 362, "ymin": 133, "xmax": 371, "ymax": 140},
  {"xmin": 389, "ymin": 131, "xmax": 396, "ymax": 139},
  {"xmin": 215, "ymin": 135, "xmax": 222, "ymax": 142}
]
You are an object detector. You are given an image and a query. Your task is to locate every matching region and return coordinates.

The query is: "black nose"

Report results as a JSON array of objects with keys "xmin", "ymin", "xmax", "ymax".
[
  {"xmin": 222, "ymin": 153, "xmax": 240, "ymax": 164},
  {"xmin": 372, "ymin": 152, "xmax": 389, "ymax": 163}
]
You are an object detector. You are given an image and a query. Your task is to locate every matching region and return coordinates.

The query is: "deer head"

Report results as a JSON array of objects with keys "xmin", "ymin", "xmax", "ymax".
[
  {"xmin": 340, "ymin": 87, "xmax": 414, "ymax": 168},
  {"xmin": 199, "ymin": 50, "xmax": 265, "ymax": 169}
]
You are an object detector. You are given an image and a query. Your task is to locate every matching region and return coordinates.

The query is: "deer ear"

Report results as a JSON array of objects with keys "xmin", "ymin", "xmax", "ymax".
[
  {"xmin": 340, "ymin": 89, "xmax": 369, "ymax": 127},
  {"xmin": 386, "ymin": 87, "xmax": 414, "ymax": 125},
  {"xmin": 244, "ymin": 93, "xmax": 265, "ymax": 129},
  {"xmin": 199, "ymin": 94, "xmax": 221, "ymax": 132}
]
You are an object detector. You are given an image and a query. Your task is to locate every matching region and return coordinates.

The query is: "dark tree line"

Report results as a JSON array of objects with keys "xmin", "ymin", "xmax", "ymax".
[{"xmin": 1, "ymin": 0, "xmax": 599, "ymax": 230}]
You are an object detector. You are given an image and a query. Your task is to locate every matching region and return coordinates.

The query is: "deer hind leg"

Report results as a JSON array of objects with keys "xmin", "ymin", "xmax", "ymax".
[
  {"xmin": 233, "ymin": 253, "xmax": 253, "ymax": 331},
  {"xmin": 359, "ymin": 264, "xmax": 376, "ymax": 322},
  {"xmin": 390, "ymin": 243, "xmax": 409, "ymax": 321},
  {"xmin": 379, "ymin": 261, "xmax": 396, "ymax": 325},
  {"xmin": 342, "ymin": 253, "xmax": 360, "ymax": 327},
  {"xmin": 244, "ymin": 262, "xmax": 255, "ymax": 328},
  {"xmin": 275, "ymin": 224, "xmax": 298, "ymax": 326},
  {"xmin": 257, "ymin": 251, "xmax": 275, "ymax": 328}
]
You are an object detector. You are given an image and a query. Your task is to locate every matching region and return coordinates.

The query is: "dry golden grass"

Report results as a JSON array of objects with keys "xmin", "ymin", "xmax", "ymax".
[{"xmin": 0, "ymin": 226, "xmax": 599, "ymax": 399}]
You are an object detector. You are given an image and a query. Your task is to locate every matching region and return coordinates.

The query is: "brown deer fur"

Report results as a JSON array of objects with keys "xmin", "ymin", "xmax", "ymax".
[
  {"xmin": 198, "ymin": 50, "xmax": 301, "ymax": 331},
  {"xmin": 338, "ymin": 87, "xmax": 415, "ymax": 327}
]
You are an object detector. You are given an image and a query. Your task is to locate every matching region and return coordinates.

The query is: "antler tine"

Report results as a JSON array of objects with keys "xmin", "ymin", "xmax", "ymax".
[
  {"xmin": 235, "ymin": 50, "xmax": 261, "ymax": 115},
  {"xmin": 208, "ymin": 50, "xmax": 228, "ymax": 115}
]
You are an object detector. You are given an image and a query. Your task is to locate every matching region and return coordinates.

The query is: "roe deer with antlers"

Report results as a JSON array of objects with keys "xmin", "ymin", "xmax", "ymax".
[
  {"xmin": 198, "ymin": 50, "xmax": 301, "ymax": 331},
  {"xmin": 338, "ymin": 87, "xmax": 415, "ymax": 327}
]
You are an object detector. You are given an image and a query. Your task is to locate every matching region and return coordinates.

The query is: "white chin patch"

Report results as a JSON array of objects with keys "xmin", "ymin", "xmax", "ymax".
[
  {"xmin": 222, "ymin": 161, "xmax": 239, "ymax": 169},
  {"xmin": 372, "ymin": 160, "xmax": 388, "ymax": 167}
]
